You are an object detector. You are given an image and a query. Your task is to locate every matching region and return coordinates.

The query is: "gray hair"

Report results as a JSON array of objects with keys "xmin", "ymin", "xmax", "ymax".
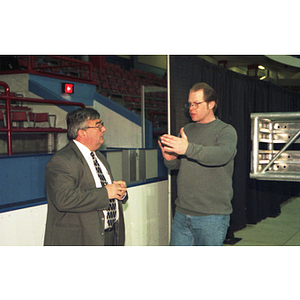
[{"xmin": 66, "ymin": 108, "xmax": 100, "ymax": 140}]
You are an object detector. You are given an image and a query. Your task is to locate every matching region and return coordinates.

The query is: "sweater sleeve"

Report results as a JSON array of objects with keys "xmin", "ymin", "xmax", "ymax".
[
  {"xmin": 164, "ymin": 156, "xmax": 181, "ymax": 170},
  {"xmin": 185, "ymin": 125, "xmax": 237, "ymax": 166}
]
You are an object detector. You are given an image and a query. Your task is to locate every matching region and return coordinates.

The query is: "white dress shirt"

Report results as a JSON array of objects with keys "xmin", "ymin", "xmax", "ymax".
[{"xmin": 73, "ymin": 140, "xmax": 119, "ymax": 229}]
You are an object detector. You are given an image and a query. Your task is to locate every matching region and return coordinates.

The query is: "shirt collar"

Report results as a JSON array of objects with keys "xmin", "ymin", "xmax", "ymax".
[{"xmin": 73, "ymin": 140, "xmax": 94, "ymax": 158}]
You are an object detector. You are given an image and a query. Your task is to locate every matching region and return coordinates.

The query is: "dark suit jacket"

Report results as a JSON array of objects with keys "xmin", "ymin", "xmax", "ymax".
[{"xmin": 44, "ymin": 141, "xmax": 128, "ymax": 246}]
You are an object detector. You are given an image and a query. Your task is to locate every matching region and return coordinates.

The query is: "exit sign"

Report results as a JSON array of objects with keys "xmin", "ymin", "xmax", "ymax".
[{"xmin": 62, "ymin": 83, "xmax": 74, "ymax": 94}]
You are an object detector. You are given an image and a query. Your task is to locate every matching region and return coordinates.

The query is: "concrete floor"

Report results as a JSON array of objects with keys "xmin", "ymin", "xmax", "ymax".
[{"xmin": 233, "ymin": 197, "xmax": 300, "ymax": 246}]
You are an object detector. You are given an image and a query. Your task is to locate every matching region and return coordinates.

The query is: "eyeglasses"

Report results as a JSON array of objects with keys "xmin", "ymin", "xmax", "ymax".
[
  {"xmin": 184, "ymin": 101, "xmax": 206, "ymax": 109},
  {"xmin": 84, "ymin": 121, "xmax": 104, "ymax": 130}
]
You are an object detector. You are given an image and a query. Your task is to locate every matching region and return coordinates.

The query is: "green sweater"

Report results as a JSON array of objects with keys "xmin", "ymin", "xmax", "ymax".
[{"xmin": 165, "ymin": 118, "xmax": 237, "ymax": 216}]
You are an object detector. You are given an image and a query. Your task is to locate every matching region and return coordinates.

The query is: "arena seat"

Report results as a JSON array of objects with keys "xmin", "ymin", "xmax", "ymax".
[
  {"xmin": 0, "ymin": 110, "xmax": 6, "ymax": 126},
  {"xmin": 119, "ymin": 85, "xmax": 127, "ymax": 94},
  {"xmin": 11, "ymin": 111, "xmax": 30, "ymax": 127},
  {"xmin": 29, "ymin": 112, "xmax": 52, "ymax": 127}
]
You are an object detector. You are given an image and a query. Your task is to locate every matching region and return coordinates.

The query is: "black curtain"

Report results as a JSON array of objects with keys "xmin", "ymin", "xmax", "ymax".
[{"xmin": 170, "ymin": 55, "xmax": 300, "ymax": 233}]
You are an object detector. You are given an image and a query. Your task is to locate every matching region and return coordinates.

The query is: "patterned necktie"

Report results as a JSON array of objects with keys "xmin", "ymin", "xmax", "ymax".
[{"xmin": 90, "ymin": 152, "xmax": 117, "ymax": 228}]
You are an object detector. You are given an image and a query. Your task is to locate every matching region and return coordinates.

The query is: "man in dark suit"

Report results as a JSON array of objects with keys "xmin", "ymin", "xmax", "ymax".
[{"xmin": 44, "ymin": 108, "xmax": 128, "ymax": 246}]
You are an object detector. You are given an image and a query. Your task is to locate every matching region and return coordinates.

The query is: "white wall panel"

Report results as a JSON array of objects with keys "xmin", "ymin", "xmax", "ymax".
[
  {"xmin": 0, "ymin": 180, "xmax": 169, "ymax": 246},
  {"xmin": 123, "ymin": 180, "xmax": 169, "ymax": 246},
  {"xmin": 0, "ymin": 204, "xmax": 47, "ymax": 246}
]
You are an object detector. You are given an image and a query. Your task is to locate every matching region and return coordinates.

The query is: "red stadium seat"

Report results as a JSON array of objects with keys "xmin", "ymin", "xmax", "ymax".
[
  {"xmin": 29, "ymin": 112, "xmax": 52, "ymax": 127},
  {"xmin": 0, "ymin": 110, "xmax": 6, "ymax": 126},
  {"xmin": 11, "ymin": 111, "xmax": 30, "ymax": 127}
]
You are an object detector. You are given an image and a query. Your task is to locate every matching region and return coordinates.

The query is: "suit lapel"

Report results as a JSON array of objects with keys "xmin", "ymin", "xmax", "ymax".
[
  {"xmin": 69, "ymin": 141, "xmax": 113, "ymax": 185},
  {"xmin": 68, "ymin": 141, "xmax": 97, "ymax": 187}
]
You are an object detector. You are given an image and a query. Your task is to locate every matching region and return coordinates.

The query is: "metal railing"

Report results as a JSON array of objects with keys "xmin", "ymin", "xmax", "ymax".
[
  {"xmin": 250, "ymin": 111, "xmax": 300, "ymax": 182},
  {"xmin": 1, "ymin": 55, "xmax": 95, "ymax": 83}
]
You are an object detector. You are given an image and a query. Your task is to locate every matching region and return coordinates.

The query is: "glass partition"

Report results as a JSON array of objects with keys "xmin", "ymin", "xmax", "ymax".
[{"xmin": 104, "ymin": 147, "xmax": 167, "ymax": 185}]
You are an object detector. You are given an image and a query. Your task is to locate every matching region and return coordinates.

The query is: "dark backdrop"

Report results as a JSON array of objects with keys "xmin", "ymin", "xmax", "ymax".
[{"xmin": 169, "ymin": 55, "xmax": 300, "ymax": 235}]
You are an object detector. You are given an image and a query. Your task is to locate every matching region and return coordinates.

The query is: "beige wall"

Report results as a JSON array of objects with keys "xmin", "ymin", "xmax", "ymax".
[{"xmin": 138, "ymin": 55, "xmax": 167, "ymax": 69}]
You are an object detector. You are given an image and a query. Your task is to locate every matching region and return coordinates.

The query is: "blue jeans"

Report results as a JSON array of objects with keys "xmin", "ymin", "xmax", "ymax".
[{"xmin": 170, "ymin": 211, "xmax": 230, "ymax": 246}]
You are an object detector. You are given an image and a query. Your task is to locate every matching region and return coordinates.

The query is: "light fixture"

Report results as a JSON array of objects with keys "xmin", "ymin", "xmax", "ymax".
[
  {"xmin": 258, "ymin": 65, "xmax": 265, "ymax": 70},
  {"xmin": 260, "ymin": 76, "xmax": 266, "ymax": 80}
]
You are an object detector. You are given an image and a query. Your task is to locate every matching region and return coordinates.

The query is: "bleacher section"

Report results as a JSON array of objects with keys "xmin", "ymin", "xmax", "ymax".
[
  {"xmin": 92, "ymin": 62, "xmax": 167, "ymax": 137},
  {"xmin": 0, "ymin": 55, "xmax": 168, "ymax": 147},
  {"xmin": 13, "ymin": 56, "xmax": 167, "ymax": 122}
]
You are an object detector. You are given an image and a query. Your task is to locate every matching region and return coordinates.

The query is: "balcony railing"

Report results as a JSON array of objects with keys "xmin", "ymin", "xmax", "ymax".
[{"xmin": 0, "ymin": 55, "xmax": 95, "ymax": 83}]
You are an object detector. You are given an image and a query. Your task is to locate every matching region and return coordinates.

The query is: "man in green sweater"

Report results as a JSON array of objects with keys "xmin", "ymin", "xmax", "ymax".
[{"xmin": 159, "ymin": 82, "xmax": 237, "ymax": 246}]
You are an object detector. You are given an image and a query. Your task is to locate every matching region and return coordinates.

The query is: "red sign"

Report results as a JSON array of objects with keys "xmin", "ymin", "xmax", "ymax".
[{"xmin": 62, "ymin": 83, "xmax": 74, "ymax": 94}]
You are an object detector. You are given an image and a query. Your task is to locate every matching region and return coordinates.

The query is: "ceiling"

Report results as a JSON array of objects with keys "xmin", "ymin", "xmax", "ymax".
[{"xmin": 200, "ymin": 55, "xmax": 300, "ymax": 93}]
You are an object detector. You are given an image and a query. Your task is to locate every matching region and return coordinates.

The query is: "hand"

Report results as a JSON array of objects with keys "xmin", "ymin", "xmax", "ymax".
[
  {"xmin": 158, "ymin": 139, "xmax": 178, "ymax": 161},
  {"xmin": 114, "ymin": 181, "xmax": 127, "ymax": 199},
  {"xmin": 105, "ymin": 181, "xmax": 127, "ymax": 200},
  {"xmin": 159, "ymin": 127, "xmax": 188, "ymax": 155}
]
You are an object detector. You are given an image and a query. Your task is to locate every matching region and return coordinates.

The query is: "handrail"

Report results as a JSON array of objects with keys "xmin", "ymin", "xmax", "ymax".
[
  {"xmin": 51, "ymin": 55, "xmax": 93, "ymax": 80},
  {"xmin": 0, "ymin": 81, "xmax": 85, "ymax": 156}
]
